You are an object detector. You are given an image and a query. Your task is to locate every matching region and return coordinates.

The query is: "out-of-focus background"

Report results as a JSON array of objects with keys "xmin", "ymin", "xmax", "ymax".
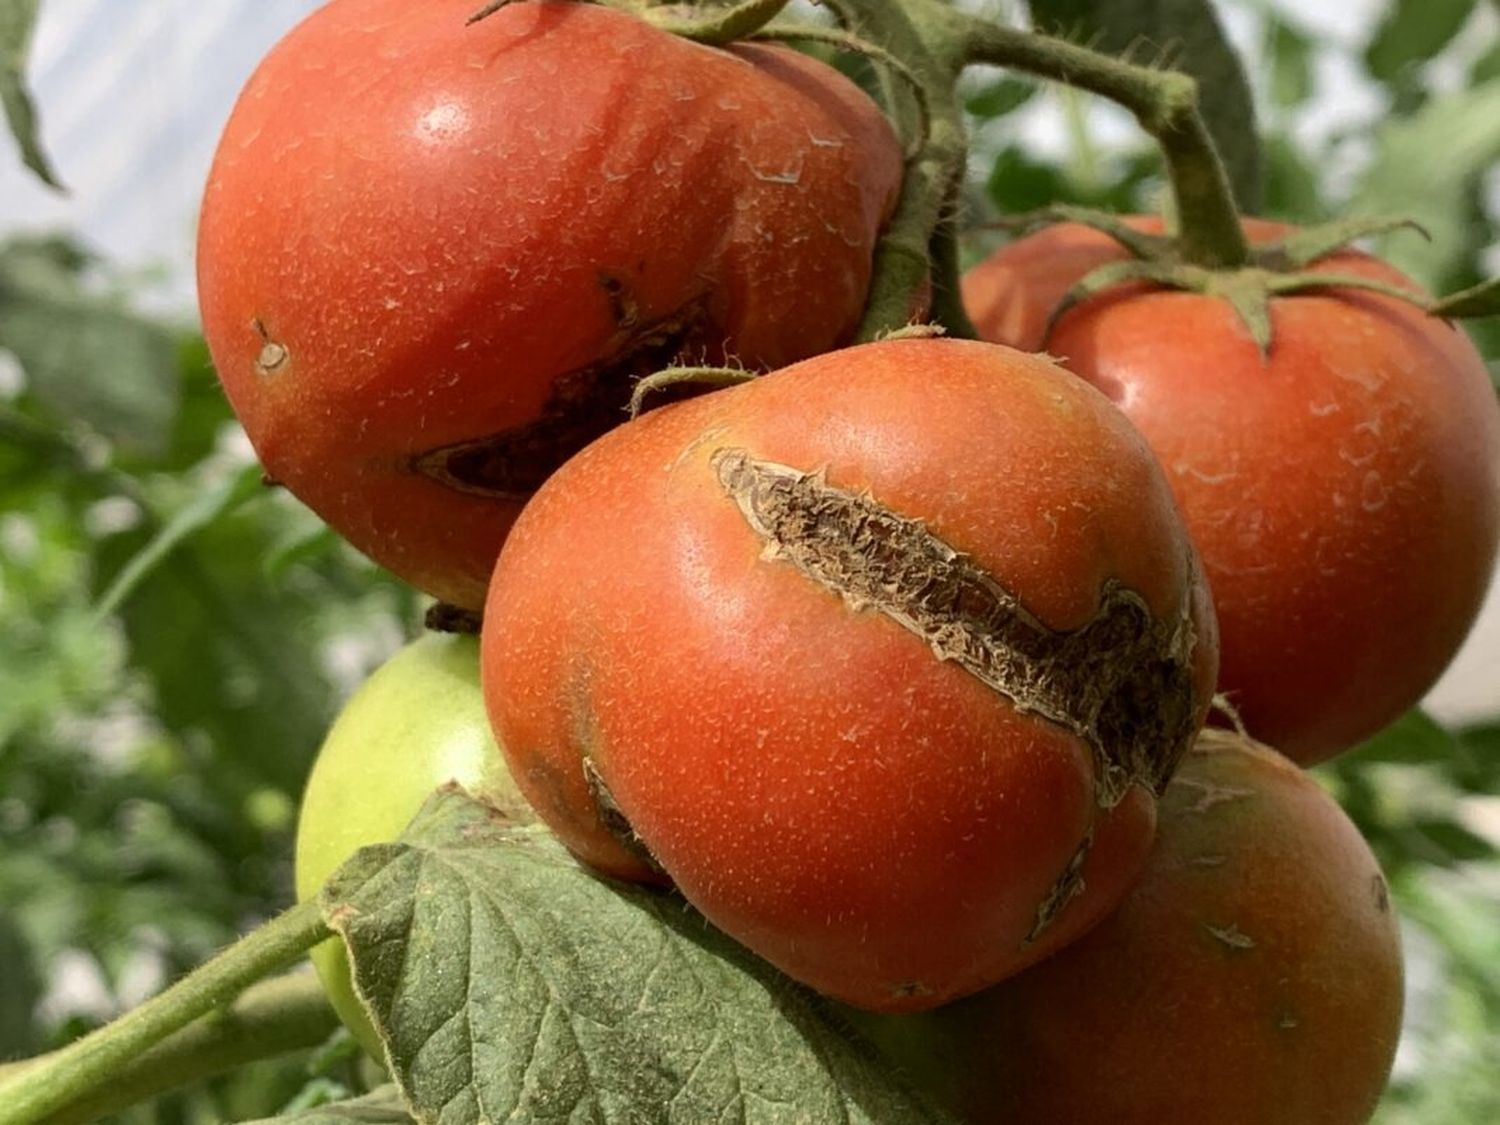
[{"xmin": 0, "ymin": 1, "xmax": 1496, "ymax": 1121}]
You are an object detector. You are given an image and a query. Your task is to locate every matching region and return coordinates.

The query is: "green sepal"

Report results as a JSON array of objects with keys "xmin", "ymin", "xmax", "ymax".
[
  {"xmin": 628, "ymin": 365, "xmax": 757, "ymax": 418},
  {"xmin": 1041, "ymin": 258, "xmax": 1181, "ymax": 345},
  {"xmin": 991, "ymin": 204, "xmax": 1178, "ymax": 262},
  {"xmin": 876, "ymin": 323, "xmax": 948, "ymax": 342},
  {"xmin": 1264, "ymin": 271, "xmax": 1428, "ymax": 306},
  {"xmin": 1255, "ymin": 216, "xmax": 1430, "ymax": 270},
  {"xmin": 649, "ymin": 0, "xmax": 793, "ymax": 46},
  {"xmin": 465, "ymin": 0, "xmax": 520, "ymax": 25},
  {"xmin": 1203, "ymin": 271, "xmax": 1274, "ymax": 356},
  {"xmin": 1430, "ymin": 276, "xmax": 1500, "ymax": 319}
]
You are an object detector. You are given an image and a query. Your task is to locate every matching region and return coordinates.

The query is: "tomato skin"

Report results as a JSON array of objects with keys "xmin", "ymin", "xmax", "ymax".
[
  {"xmin": 481, "ymin": 337, "xmax": 1218, "ymax": 1012},
  {"xmin": 849, "ymin": 729, "xmax": 1404, "ymax": 1125},
  {"xmin": 965, "ymin": 218, "xmax": 1500, "ymax": 762},
  {"xmin": 295, "ymin": 633, "xmax": 529, "ymax": 1059},
  {"xmin": 198, "ymin": 0, "xmax": 903, "ymax": 609}
]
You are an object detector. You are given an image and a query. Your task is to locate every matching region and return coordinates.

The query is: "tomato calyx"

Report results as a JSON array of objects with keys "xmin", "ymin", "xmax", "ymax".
[
  {"xmin": 1003, "ymin": 206, "xmax": 1460, "ymax": 355},
  {"xmin": 470, "ymin": 0, "xmax": 797, "ymax": 46}
]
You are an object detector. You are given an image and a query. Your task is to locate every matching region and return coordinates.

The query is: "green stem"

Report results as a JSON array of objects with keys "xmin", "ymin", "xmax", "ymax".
[
  {"xmin": 0, "ymin": 974, "xmax": 340, "ymax": 1125},
  {"xmin": 0, "ymin": 903, "xmax": 329, "ymax": 1125},
  {"xmin": 926, "ymin": 169, "xmax": 979, "ymax": 338},
  {"xmin": 956, "ymin": 18, "xmax": 1250, "ymax": 269},
  {"xmin": 843, "ymin": 0, "xmax": 973, "ymax": 339}
]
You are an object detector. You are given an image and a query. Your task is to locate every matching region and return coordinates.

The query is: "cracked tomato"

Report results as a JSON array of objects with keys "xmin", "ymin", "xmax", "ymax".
[
  {"xmin": 198, "ymin": 0, "xmax": 903, "ymax": 608},
  {"xmin": 481, "ymin": 337, "xmax": 1217, "ymax": 1011}
]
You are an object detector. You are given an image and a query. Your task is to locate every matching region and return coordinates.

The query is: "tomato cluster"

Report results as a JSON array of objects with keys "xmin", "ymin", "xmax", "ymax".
[{"xmin": 205, "ymin": 0, "xmax": 1500, "ymax": 1120}]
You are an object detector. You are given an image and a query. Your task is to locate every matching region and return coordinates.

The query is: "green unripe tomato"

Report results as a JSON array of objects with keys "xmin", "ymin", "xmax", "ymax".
[{"xmin": 295, "ymin": 632, "xmax": 530, "ymax": 1059}]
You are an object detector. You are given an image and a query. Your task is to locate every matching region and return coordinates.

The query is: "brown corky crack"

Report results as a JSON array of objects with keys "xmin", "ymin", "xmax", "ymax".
[{"xmin": 714, "ymin": 447, "xmax": 1201, "ymax": 809}]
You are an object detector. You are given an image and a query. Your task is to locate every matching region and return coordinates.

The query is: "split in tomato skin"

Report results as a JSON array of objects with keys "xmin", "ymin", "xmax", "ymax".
[
  {"xmin": 197, "ymin": 0, "xmax": 905, "ymax": 609},
  {"xmin": 294, "ymin": 633, "xmax": 530, "ymax": 1059},
  {"xmin": 481, "ymin": 336, "xmax": 1219, "ymax": 1012},
  {"xmin": 966, "ymin": 217, "xmax": 1500, "ymax": 762},
  {"xmin": 847, "ymin": 728, "xmax": 1405, "ymax": 1125}
]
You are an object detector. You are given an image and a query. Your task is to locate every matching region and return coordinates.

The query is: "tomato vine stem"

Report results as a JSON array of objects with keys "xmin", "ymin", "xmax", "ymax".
[
  {"xmin": 950, "ymin": 17, "xmax": 1251, "ymax": 270},
  {"xmin": 831, "ymin": 0, "xmax": 1250, "ymax": 336},
  {"xmin": 0, "ymin": 974, "xmax": 340, "ymax": 1125},
  {"xmin": 838, "ymin": 0, "xmax": 974, "ymax": 340},
  {"xmin": 0, "ymin": 902, "xmax": 329, "ymax": 1125}
]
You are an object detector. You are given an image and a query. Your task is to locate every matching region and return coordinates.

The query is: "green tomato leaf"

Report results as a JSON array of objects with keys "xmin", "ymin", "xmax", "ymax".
[
  {"xmin": 1457, "ymin": 720, "xmax": 1500, "ymax": 789},
  {"xmin": 1260, "ymin": 134, "xmax": 1324, "ymax": 223},
  {"xmin": 0, "ymin": 915, "xmax": 42, "ymax": 1057},
  {"xmin": 246, "ymin": 1087, "xmax": 415, "ymax": 1123},
  {"xmin": 1350, "ymin": 81, "xmax": 1500, "ymax": 289},
  {"xmin": 1472, "ymin": 40, "xmax": 1500, "ymax": 85},
  {"xmin": 322, "ymin": 790, "xmax": 951, "ymax": 1125},
  {"xmin": 1365, "ymin": 0, "xmax": 1478, "ymax": 85},
  {"xmin": 964, "ymin": 76, "xmax": 1036, "ymax": 119},
  {"xmin": 0, "ymin": 237, "xmax": 181, "ymax": 454},
  {"xmin": 985, "ymin": 145, "xmax": 1068, "ymax": 213},
  {"xmin": 1409, "ymin": 818, "xmax": 1497, "ymax": 865},
  {"xmin": 1342, "ymin": 709, "xmax": 1462, "ymax": 766},
  {"xmin": 95, "ymin": 504, "xmax": 336, "ymax": 797},
  {"xmin": 0, "ymin": 0, "xmax": 62, "ymax": 190},
  {"xmin": 1025, "ymin": 0, "xmax": 1262, "ymax": 211},
  {"xmin": 93, "ymin": 463, "xmax": 267, "ymax": 620},
  {"xmin": 1267, "ymin": 17, "xmax": 1313, "ymax": 109}
]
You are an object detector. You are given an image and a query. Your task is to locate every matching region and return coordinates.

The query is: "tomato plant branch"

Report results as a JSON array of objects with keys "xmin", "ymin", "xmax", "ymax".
[
  {"xmin": 2, "ymin": 974, "xmax": 340, "ymax": 1125},
  {"xmin": 0, "ymin": 902, "xmax": 329, "ymax": 1125},
  {"xmin": 954, "ymin": 18, "xmax": 1251, "ymax": 270},
  {"xmin": 926, "ymin": 168, "xmax": 978, "ymax": 338},
  {"xmin": 838, "ymin": 0, "xmax": 974, "ymax": 339}
]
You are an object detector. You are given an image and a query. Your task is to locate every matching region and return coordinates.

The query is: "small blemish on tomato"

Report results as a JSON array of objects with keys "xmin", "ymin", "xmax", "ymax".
[
  {"xmin": 252, "ymin": 318, "xmax": 288, "ymax": 376},
  {"xmin": 1205, "ymin": 922, "xmax": 1255, "ymax": 950},
  {"xmin": 1371, "ymin": 874, "xmax": 1390, "ymax": 914}
]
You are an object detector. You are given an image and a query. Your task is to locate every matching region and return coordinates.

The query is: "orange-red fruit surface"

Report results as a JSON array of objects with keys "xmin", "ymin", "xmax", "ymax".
[
  {"xmin": 965, "ymin": 217, "xmax": 1500, "ymax": 762},
  {"xmin": 198, "ymin": 0, "xmax": 903, "ymax": 608},
  {"xmin": 851, "ymin": 727, "xmax": 1404, "ymax": 1125},
  {"xmin": 482, "ymin": 337, "xmax": 1218, "ymax": 1011}
]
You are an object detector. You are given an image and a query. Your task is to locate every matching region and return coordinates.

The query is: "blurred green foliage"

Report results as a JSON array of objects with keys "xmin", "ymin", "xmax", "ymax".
[
  {"xmin": 1, "ymin": 0, "xmax": 1498, "ymax": 1120},
  {"xmin": 0, "ymin": 238, "xmax": 419, "ymax": 1118}
]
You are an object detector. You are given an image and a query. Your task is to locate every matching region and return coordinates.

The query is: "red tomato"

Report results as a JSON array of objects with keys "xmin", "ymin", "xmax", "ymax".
[
  {"xmin": 850, "ymin": 728, "xmax": 1404, "ymax": 1125},
  {"xmin": 198, "ymin": 0, "xmax": 903, "ymax": 608},
  {"xmin": 481, "ymin": 337, "xmax": 1218, "ymax": 1011},
  {"xmin": 966, "ymin": 218, "xmax": 1500, "ymax": 762}
]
